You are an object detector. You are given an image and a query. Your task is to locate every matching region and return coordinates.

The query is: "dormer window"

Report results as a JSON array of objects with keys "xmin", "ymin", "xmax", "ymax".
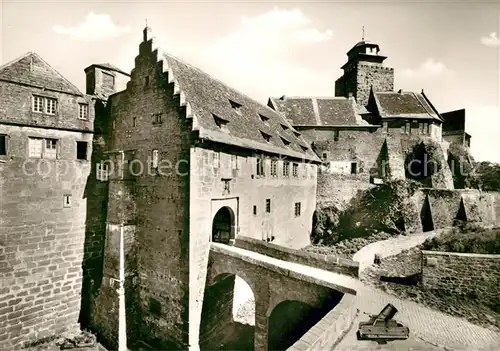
[
  {"xmin": 258, "ymin": 113, "xmax": 270, "ymax": 123},
  {"xmin": 229, "ymin": 99, "xmax": 242, "ymax": 114},
  {"xmin": 281, "ymin": 124, "xmax": 289, "ymax": 131},
  {"xmin": 260, "ymin": 131, "xmax": 272, "ymax": 142},
  {"xmin": 292, "ymin": 130, "xmax": 301, "ymax": 137},
  {"xmin": 299, "ymin": 145, "xmax": 308, "ymax": 152},
  {"xmin": 213, "ymin": 114, "xmax": 229, "ymax": 131},
  {"xmin": 280, "ymin": 137, "xmax": 291, "ymax": 146}
]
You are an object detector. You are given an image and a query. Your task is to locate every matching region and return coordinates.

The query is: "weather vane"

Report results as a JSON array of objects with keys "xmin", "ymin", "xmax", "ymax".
[
  {"xmin": 362, "ymin": 25, "xmax": 365, "ymax": 41},
  {"xmin": 145, "ymin": 18, "xmax": 148, "ymax": 27}
]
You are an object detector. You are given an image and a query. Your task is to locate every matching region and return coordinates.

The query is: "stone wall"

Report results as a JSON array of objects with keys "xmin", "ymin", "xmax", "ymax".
[
  {"xmin": 421, "ymin": 251, "xmax": 500, "ymax": 309},
  {"xmin": 316, "ymin": 172, "xmax": 375, "ymax": 210},
  {"xmin": 234, "ymin": 236, "xmax": 359, "ymax": 277},
  {"xmin": 0, "ymin": 126, "xmax": 92, "ymax": 349}
]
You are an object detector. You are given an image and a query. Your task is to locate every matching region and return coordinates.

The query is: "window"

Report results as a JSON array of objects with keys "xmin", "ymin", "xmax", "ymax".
[
  {"xmin": 231, "ymin": 155, "xmax": 238, "ymax": 170},
  {"xmin": 426, "ymin": 123, "xmax": 431, "ymax": 134},
  {"xmin": 258, "ymin": 113, "xmax": 270, "ymax": 123},
  {"xmin": 212, "ymin": 152, "xmax": 220, "ymax": 168},
  {"xmin": 260, "ymin": 131, "xmax": 272, "ymax": 142},
  {"xmin": 266, "ymin": 199, "xmax": 271, "ymax": 213},
  {"xmin": 334, "ymin": 129, "xmax": 339, "ymax": 141},
  {"xmin": 283, "ymin": 161, "xmax": 290, "ymax": 177},
  {"xmin": 32, "ymin": 96, "xmax": 43, "ymax": 113},
  {"xmin": 63, "ymin": 194, "xmax": 71, "ymax": 208},
  {"xmin": 79, "ymin": 103, "xmax": 89, "ymax": 120},
  {"xmin": 303, "ymin": 164, "xmax": 308, "ymax": 178},
  {"xmin": 29, "ymin": 138, "xmax": 43, "ymax": 158},
  {"xmin": 223, "ymin": 179, "xmax": 231, "ymax": 195},
  {"xmin": 229, "ymin": 99, "xmax": 242, "ymax": 113},
  {"xmin": 256, "ymin": 156, "xmax": 265, "ymax": 176},
  {"xmin": 280, "ymin": 137, "xmax": 291, "ymax": 146},
  {"xmin": 44, "ymin": 139, "xmax": 57, "ymax": 159},
  {"xmin": 103, "ymin": 72, "xmax": 115, "ymax": 88},
  {"xmin": 294, "ymin": 202, "xmax": 301, "ymax": 217},
  {"xmin": 0, "ymin": 135, "xmax": 7, "ymax": 155},
  {"xmin": 96, "ymin": 162, "xmax": 109, "ymax": 181},
  {"xmin": 148, "ymin": 297, "xmax": 161, "ymax": 316},
  {"xmin": 310, "ymin": 164, "xmax": 315, "ymax": 179},
  {"xmin": 76, "ymin": 141, "xmax": 88, "ymax": 160},
  {"xmin": 253, "ymin": 205, "xmax": 257, "ymax": 215},
  {"xmin": 133, "ymin": 117, "xmax": 137, "ymax": 127},
  {"xmin": 152, "ymin": 149, "xmax": 159, "ymax": 168},
  {"xmin": 112, "ymin": 120, "xmax": 116, "ymax": 130},
  {"xmin": 405, "ymin": 122, "xmax": 410, "ymax": 134},
  {"xmin": 322, "ymin": 152, "xmax": 329, "ymax": 161},
  {"xmin": 401, "ymin": 125, "xmax": 406, "ymax": 134},
  {"xmin": 153, "ymin": 113, "xmax": 162, "ymax": 124},
  {"xmin": 270, "ymin": 160, "xmax": 277, "ymax": 176},
  {"xmin": 292, "ymin": 163, "xmax": 298, "ymax": 177},
  {"xmin": 351, "ymin": 162, "xmax": 357, "ymax": 174},
  {"xmin": 145, "ymin": 76, "xmax": 149, "ymax": 86},
  {"xmin": 45, "ymin": 98, "xmax": 57, "ymax": 114},
  {"xmin": 213, "ymin": 114, "xmax": 229, "ymax": 129}
]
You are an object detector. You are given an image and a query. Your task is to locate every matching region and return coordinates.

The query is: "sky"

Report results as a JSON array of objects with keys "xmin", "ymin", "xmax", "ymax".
[{"xmin": 1, "ymin": 0, "xmax": 499, "ymax": 162}]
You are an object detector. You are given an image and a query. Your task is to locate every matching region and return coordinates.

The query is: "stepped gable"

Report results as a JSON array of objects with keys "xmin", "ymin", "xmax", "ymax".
[
  {"xmin": 148, "ymin": 45, "xmax": 320, "ymax": 162},
  {"xmin": 268, "ymin": 96, "xmax": 374, "ymax": 126},
  {"xmin": 0, "ymin": 52, "xmax": 83, "ymax": 96},
  {"xmin": 373, "ymin": 91, "xmax": 442, "ymax": 121}
]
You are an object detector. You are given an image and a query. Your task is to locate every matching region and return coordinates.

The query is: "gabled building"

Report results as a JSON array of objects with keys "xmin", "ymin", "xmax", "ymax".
[
  {"xmin": 440, "ymin": 108, "xmax": 471, "ymax": 148},
  {"xmin": 88, "ymin": 26, "xmax": 321, "ymax": 350},
  {"xmin": 270, "ymin": 39, "xmax": 461, "ymax": 191},
  {"xmin": 0, "ymin": 52, "xmax": 95, "ymax": 349}
]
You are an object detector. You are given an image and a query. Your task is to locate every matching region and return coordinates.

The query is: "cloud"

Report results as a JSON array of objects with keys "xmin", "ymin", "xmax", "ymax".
[
  {"xmin": 53, "ymin": 12, "xmax": 130, "ymax": 41},
  {"xmin": 480, "ymin": 32, "xmax": 499, "ymax": 47},
  {"xmin": 400, "ymin": 58, "xmax": 453, "ymax": 78},
  {"xmin": 191, "ymin": 7, "xmax": 332, "ymax": 102}
]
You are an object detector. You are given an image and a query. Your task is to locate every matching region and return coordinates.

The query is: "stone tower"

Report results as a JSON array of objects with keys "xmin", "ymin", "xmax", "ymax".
[{"xmin": 334, "ymin": 40, "xmax": 394, "ymax": 106}]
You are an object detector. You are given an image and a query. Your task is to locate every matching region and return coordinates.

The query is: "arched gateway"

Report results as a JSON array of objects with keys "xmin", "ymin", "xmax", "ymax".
[{"xmin": 212, "ymin": 206, "xmax": 236, "ymax": 244}]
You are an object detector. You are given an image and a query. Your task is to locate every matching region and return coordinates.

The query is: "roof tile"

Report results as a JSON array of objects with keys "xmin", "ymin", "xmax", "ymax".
[{"xmin": 162, "ymin": 53, "xmax": 319, "ymax": 162}]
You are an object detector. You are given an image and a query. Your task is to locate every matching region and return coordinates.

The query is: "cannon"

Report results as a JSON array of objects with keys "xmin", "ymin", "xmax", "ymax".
[{"xmin": 357, "ymin": 303, "xmax": 409, "ymax": 341}]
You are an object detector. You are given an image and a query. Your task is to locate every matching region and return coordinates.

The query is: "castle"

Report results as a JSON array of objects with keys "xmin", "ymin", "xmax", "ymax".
[{"xmin": 0, "ymin": 26, "xmax": 471, "ymax": 349}]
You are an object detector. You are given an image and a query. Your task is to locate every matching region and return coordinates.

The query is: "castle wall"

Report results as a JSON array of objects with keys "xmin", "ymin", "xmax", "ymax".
[
  {"xmin": 0, "ymin": 125, "xmax": 92, "ymax": 349},
  {"xmin": 299, "ymin": 128, "xmax": 385, "ymax": 178},
  {"xmin": 422, "ymin": 251, "xmax": 500, "ymax": 309},
  {"xmin": 188, "ymin": 145, "xmax": 317, "ymax": 349}
]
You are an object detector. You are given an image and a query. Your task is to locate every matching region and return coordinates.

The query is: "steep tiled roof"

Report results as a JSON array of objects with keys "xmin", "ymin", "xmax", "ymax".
[
  {"xmin": 159, "ymin": 52, "xmax": 319, "ymax": 162},
  {"xmin": 0, "ymin": 52, "xmax": 83, "ymax": 96},
  {"xmin": 268, "ymin": 96, "xmax": 375, "ymax": 127},
  {"xmin": 374, "ymin": 91, "xmax": 442, "ymax": 121}
]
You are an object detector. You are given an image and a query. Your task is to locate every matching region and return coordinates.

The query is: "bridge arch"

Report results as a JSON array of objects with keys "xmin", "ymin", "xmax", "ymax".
[
  {"xmin": 267, "ymin": 300, "xmax": 323, "ymax": 350},
  {"xmin": 200, "ymin": 273, "xmax": 255, "ymax": 350},
  {"xmin": 212, "ymin": 206, "xmax": 236, "ymax": 244}
]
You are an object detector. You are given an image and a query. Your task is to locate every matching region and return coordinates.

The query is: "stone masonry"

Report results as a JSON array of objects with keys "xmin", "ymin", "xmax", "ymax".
[
  {"xmin": 422, "ymin": 251, "xmax": 500, "ymax": 311},
  {"xmin": 0, "ymin": 53, "xmax": 94, "ymax": 349}
]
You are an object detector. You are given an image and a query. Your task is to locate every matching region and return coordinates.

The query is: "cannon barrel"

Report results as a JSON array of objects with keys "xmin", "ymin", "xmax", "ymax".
[{"xmin": 374, "ymin": 303, "xmax": 398, "ymax": 322}]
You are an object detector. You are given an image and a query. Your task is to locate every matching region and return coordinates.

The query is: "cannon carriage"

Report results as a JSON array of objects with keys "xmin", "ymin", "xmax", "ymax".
[{"xmin": 357, "ymin": 303, "xmax": 409, "ymax": 341}]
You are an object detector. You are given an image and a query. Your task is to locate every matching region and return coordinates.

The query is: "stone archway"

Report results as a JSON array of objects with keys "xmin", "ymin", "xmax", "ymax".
[
  {"xmin": 267, "ymin": 300, "xmax": 325, "ymax": 351},
  {"xmin": 212, "ymin": 206, "xmax": 235, "ymax": 244},
  {"xmin": 199, "ymin": 274, "xmax": 255, "ymax": 351}
]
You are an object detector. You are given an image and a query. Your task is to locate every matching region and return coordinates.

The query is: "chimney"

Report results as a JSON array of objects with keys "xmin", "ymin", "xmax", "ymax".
[{"xmin": 398, "ymin": 89, "xmax": 402, "ymax": 93}]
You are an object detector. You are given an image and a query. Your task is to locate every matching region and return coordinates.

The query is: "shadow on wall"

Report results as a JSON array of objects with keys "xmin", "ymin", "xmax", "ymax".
[
  {"xmin": 199, "ymin": 274, "xmax": 255, "ymax": 351},
  {"xmin": 268, "ymin": 294, "xmax": 343, "ymax": 351}
]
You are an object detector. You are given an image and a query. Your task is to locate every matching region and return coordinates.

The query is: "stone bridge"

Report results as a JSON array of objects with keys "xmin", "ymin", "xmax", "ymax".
[{"xmin": 201, "ymin": 243, "xmax": 357, "ymax": 351}]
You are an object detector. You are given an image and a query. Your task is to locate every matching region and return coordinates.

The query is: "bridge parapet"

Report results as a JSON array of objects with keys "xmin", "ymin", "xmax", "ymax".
[{"xmin": 234, "ymin": 236, "xmax": 359, "ymax": 278}]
